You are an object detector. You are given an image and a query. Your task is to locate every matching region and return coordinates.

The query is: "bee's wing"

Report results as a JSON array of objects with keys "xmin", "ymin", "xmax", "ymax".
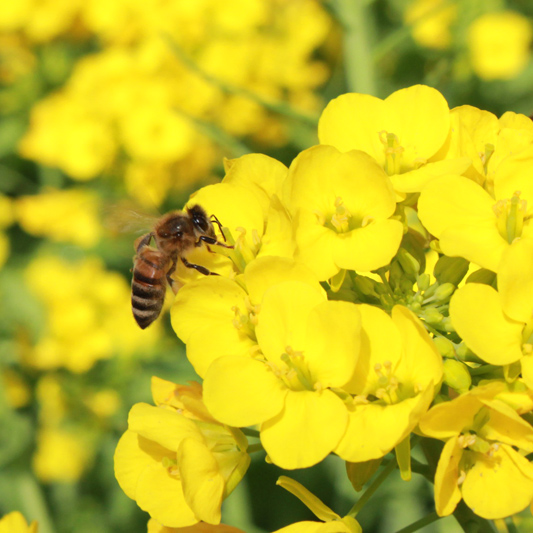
[{"xmin": 104, "ymin": 201, "xmax": 160, "ymax": 237}]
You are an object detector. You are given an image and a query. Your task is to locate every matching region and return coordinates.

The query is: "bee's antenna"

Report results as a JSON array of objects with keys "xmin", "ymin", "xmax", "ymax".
[{"xmin": 210, "ymin": 214, "xmax": 227, "ymax": 241}]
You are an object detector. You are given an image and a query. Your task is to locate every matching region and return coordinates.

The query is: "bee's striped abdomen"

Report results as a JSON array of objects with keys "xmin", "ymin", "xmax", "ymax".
[{"xmin": 131, "ymin": 248, "xmax": 168, "ymax": 329}]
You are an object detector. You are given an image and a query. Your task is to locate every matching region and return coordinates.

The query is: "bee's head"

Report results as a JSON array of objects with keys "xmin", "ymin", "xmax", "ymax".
[{"xmin": 187, "ymin": 204, "xmax": 214, "ymax": 237}]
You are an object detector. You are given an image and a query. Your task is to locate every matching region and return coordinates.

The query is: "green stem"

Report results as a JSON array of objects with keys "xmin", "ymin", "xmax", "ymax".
[
  {"xmin": 14, "ymin": 471, "xmax": 55, "ymax": 533},
  {"xmin": 347, "ymin": 458, "xmax": 396, "ymax": 517},
  {"xmin": 333, "ymin": 0, "xmax": 376, "ymax": 94},
  {"xmin": 247, "ymin": 443, "xmax": 265, "ymax": 454},
  {"xmin": 176, "ymin": 110, "xmax": 251, "ymax": 157},
  {"xmin": 505, "ymin": 516, "xmax": 519, "ymax": 533},
  {"xmin": 164, "ymin": 35, "xmax": 319, "ymax": 127},
  {"xmin": 241, "ymin": 427, "xmax": 260, "ymax": 439},
  {"xmin": 394, "ymin": 511, "xmax": 440, "ymax": 533}
]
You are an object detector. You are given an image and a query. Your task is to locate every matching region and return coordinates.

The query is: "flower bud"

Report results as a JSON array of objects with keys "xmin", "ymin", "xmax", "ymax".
[
  {"xmin": 443, "ymin": 359, "xmax": 471, "ymax": 393},
  {"xmin": 397, "ymin": 248, "xmax": 420, "ymax": 281},
  {"xmin": 422, "ymin": 307, "xmax": 443, "ymax": 325},
  {"xmin": 417, "ymin": 273, "xmax": 430, "ymax": 291},
  {"xmin": 433, "ymin": 336, "xmax": 455, "ymax": 358},
  {"xmin": 433, "ymin": 282, "xmax": 455, "ymax": 303}
]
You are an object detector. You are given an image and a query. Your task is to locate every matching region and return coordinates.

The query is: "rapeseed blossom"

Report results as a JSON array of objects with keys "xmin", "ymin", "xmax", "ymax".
[
  {"xmin": 13, "ymin": 0, "xmax": 332, "ymax": 201},
  {"xmin": 116, "ymin": 83, "xmax": 533, "ymax": 530},
  {"xmin": 115, "ymin": 379, "xmax": 249, "ymax": 527},
  {"xmin": 24, "ymin": 255, "xmax": 160, "ymax": 372}
]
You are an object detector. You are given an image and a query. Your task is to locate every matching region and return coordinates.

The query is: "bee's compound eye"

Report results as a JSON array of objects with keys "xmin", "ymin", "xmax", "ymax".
[{"xmin": 194, "ymin": 215, "xmax": 209, "ymax": 232}]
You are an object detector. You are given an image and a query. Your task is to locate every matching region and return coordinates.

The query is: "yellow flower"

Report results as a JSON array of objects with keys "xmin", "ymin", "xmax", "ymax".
[
  {"xmin": 419, "ymin": 383, "xmax": 533, "ymax": 518},
  {"xmin": 15, "ymin": 188, "xmax": 102, "ymax": 247},
  {"xmin": 317, "ymin": 85, "xmax": 467, "ymax": 194},
  {"xmin": 0, "ymin": 512, "xmax": 37, "ymax": 533},
  {"xmin": 432, "ymin": 105, "xmax": 533, "ymax": 191},
  {"xmin": 114, "ymin": 380, "xmax": 249, "ymax": 528},
  {"xmin": 19, "ymin": 92, "xmax": 116, "ymax": 180},
  {"xmin": 24, "ymin": 256, "xmax": 161, "ymax": 372},
  {"xmin": 335, "ymin": 305, "xmax": 443, "ymax": 463},
  {"xmin": 449, "ymin": 238, "xmax": 533, "ymax": 387},
  {"xmin": 418, "ymin": 162, "xmax": 533, "ymax": 272},
  {"xmin": 203, "ymin": 281, "xmax": 362, "ymax": 469},
  {"xmin": 2, "ymin": 369, "xmax": 31, "ymax": 408},
  {"xmin": 272, "ymin": 477, "xmax": 361, "ymax": 533},
  {"xmin": 172, "ymin": 256, "xmax": 322, "ymax": 377},
  {"xmin": 33, "ymin": 427, "xmax": 90, "ymax": 482},
  {"xmin": 404, "ymin": 0, "xmax": 456, "ymax": 50},
  {"xmin": 282, "ymin": 144, "xmax": 403, "ymax": 280},
  {"xmin": 468, "ymin": 11, "xmax": 532, "ymax": 80}
]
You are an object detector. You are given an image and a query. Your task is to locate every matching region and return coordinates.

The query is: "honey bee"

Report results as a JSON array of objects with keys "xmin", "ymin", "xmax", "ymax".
[{"xmin": 131, "ymin": 204, "xmax": 232, "ymax": 329}]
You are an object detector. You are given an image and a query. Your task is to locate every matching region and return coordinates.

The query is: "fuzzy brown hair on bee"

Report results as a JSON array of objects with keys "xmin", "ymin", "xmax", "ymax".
[{"xmin": 131, "ymin": 204, "xmax": 232, "ymax": 329}]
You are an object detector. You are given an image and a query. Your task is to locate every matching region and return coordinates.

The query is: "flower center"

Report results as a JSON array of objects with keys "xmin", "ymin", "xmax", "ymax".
[
  {"xmin": 274, "ymin": 345, "xmax": 315, "ymax": 391},
  {"xmin": 372, "ymin": 361, "xmax": 400, "ymax": 404},
  {"xmin": 330, "ymin": 197, "xmax": 352, "ymax": 233},
  {"xmin": 493, "ymin": 191, "xmax": 528, "ymax": 244},
  {"xmin": 379, "ymin": 131, "xmax": 404, "ymax": 175},
  {"xmin": 231, "ymin": 297, "xmax": 259, "ymax": 340}
]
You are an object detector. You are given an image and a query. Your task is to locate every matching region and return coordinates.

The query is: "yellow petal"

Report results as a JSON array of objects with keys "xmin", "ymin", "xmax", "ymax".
[
  {"xmin": 498, "ymin": 238, "xmax": 533, "ymax": 322},
  {"xmin": 391, "ymin": 306, "xmax": 443, "ymax": 388},
  {"xmin": 203, "ymin": 355, "xmax": 287, "ymax": 427},
  {"xmin": 136, "ymin": 463, "xmax": 198, "ymax": 527},
  {"xmin": 479, "ymin": 399, "xmax": 533, "ymax": 452},
  {"xmin": 255, "ymin": 281, "xmax": 326, "ymax": 366},
  {"xmin": 114, "ymin": 430, "xmax": 169, "ymax": 500},
  {"xmin": 261, "ymin": 390, "xmax": 348, "ymax": 469},
  {"xmin": 344, "ymin": 305, "xmax": 402, "ymax": 395},
  {"xmin": 450, "ymin": 284, "xmax": 523, "ymax": 365},
  {"xmin": 418, "ymin": 175, "xmax": 506, "ymax": 271},
  {"xmin": 128, "ymin": 403, "xmax": 201, "ymax": 450},
  {"xmin": 419, "ymin": 393, "xmax": 482, "ymax": 440},
  {"xmin": 335, "ymin": 390, "xmax": 433, "ymax": 462},
  {"xmin": 277, "ymin": 476, "xmax": 340, "ymax": 521},
  {"xmin": 304, "ymin": 300, "xmax": 361, "ymax": 387},
  {"xmin": 244, "ymin": 256, "xmax": 324, "ymax": 306},
  {"xmin": 172, "ymin": 277, "xmax": 255, "ymax": 378},
  {"xmin": 318, "ymin": 93, "xmax": 387, "ymax": 162},
  {"xmin": 462, "ymin": 444, "xmax": 533, "ymax": 519},
  {"xmin": 178, "ymin": 438, "xmax": 224, "ymax": 524},
  {"xmin": 434, "ymin": 436, "xmax": 463, "ymax": 516},
  {"xmin": 222, "ymin": 153, "xmax": 288, "ymax": 217},
  {"xmin": 332, "ymin": 219, "xmax": 403, "ymax": 272}
]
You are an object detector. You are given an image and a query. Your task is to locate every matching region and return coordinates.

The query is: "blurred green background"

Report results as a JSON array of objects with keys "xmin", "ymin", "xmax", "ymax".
[{"xmin": 1, "ymin": 0, "xmax": 533, "ymax": 531}]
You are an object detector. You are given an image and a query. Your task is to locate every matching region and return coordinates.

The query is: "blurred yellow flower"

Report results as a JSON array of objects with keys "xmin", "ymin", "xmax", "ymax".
[
  {"xmin": 15, "ymin": 188, "xmax": 102, "ymax": 248},
  {"xmin": 0, "ymin": 512, "xmax": 37, "ymax": 533},
  {"xmin": 19, "ymin": 93, "xmax": 117, "ymax": 180},
  {"xmin": 405, "ymin": 0, "xmax": 456, "ymax": 50},
  {"xmin": 33, "ymin": 427, "xmax": 90, "ymax": 482},
  {"xmin": 2, "ymin": 369, "xmax": 31, "ymax": 408},
  {"xmin": 468, "ymin": 11, "xmax": 532, "ymax": 80},
  {"xmin": 23, "ymin": 255, "xmax": 161, "ymax": 372}
]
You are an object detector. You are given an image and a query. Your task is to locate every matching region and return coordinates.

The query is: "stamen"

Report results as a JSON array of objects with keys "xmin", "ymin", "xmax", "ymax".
[
  {"xmin": 379, "ymin": 130, "xmax": 404, "ymax": 175},
  {"xmin": 493, "ymin": 191, "xmax": 528, "ymax": 244},
  {"xmin": 330, "ymin": 197, "xmax": 351, "ymax": 233}
]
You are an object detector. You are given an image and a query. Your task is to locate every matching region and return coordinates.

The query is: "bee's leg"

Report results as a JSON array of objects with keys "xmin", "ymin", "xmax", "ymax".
[
  {"xmin": 210, "ymin": 215, "xmax": 227, "ymax": 241},
  {"xmin": 197, "ymin": 235, "xmax": 234, "ymax": 249},
  {"xmin": 181, "ymin": 257, "xmax": 219, "ymax": 276},
  {"xmin": 134, "ymin": 232, "xmax": 154, "ymax": 253},
  {"xmin": 166, "ymin": 257, "xmax": 179, "ymax": 293}
]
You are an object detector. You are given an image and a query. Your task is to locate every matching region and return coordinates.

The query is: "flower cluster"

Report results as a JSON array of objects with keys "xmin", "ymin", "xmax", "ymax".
[
  {"xmin": 2, "ymin": 0, "xmax": 332, "ymax": 204},
  {"xmin": 115, "ymin": 83, "xmax": 533, "ymax": 530}
]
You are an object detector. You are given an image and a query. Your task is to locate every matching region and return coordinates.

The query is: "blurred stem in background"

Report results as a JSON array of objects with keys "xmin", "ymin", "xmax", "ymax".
[{"xmin": 333, "ymin": 0, "xmax": 377, "ymax": 95}]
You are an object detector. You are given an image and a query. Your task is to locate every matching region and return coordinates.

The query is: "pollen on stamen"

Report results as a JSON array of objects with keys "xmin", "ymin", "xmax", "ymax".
[{"xmin": 457, "ymin": 470, "xmax": 467, "ymax": 486}]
